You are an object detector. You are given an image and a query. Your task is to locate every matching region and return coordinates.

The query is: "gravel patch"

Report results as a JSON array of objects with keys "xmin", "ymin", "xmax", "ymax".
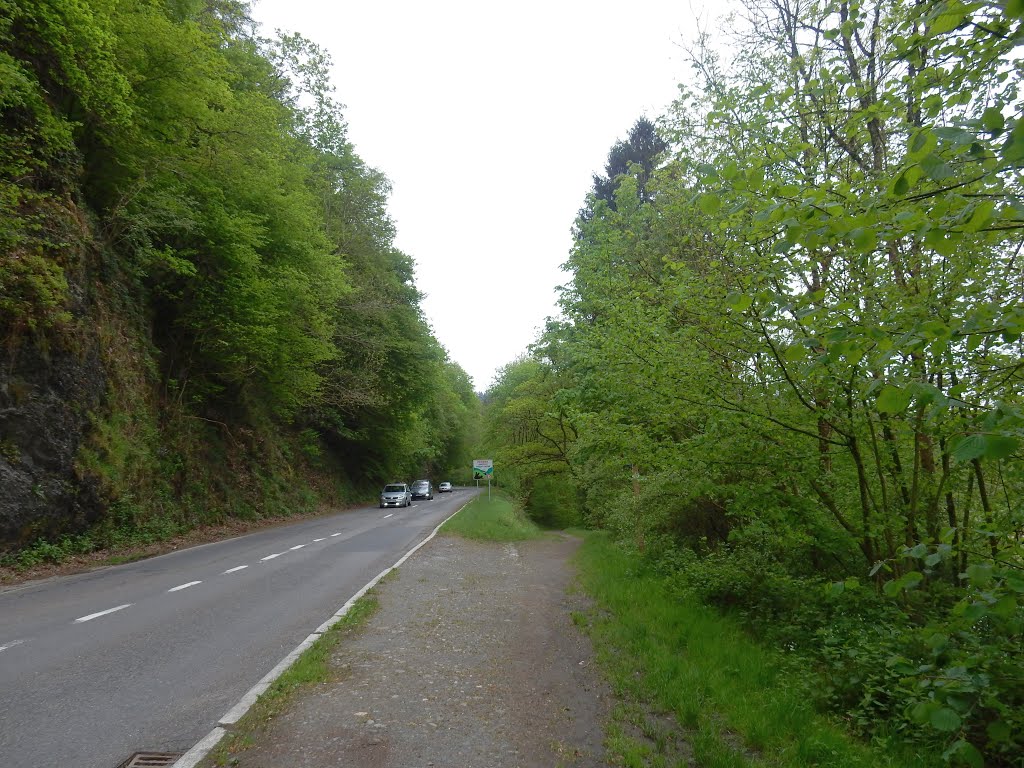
[{"xmin": 229, "ymin": 533, "xmax": 611, "ymax": 767}]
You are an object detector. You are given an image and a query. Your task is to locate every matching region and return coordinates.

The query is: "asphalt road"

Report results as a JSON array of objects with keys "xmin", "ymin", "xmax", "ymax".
[{"xmin": 0, "ymin": 489, "xmax": 475, "ymax": 768}]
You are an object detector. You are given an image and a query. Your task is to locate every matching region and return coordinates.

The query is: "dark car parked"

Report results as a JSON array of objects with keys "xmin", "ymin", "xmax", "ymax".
[{"xmin": 411, "ymin": 479, "xmax": 433, "ymax": 500}]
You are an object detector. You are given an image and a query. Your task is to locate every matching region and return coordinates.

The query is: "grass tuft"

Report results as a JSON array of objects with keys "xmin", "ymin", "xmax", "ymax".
[
  {"xmin": 205, "ymin": 594, "xmax": 379, "ymax": 766},
  {"xmin": 440, "ymin": 492, "xmax": 542, "ymax": 542},
  {"xmin": 575, "ymin": 532, "xmax": 939, "ymax": 768}
]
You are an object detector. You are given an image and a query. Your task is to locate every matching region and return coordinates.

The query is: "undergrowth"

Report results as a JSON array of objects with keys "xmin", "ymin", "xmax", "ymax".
[{"xmin": 574, "ymin": 531, "xmax": 941, "ymax": 768}]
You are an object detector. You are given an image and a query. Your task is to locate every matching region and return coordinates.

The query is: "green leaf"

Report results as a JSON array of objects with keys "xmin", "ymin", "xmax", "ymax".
[
  {"xmin": 876, "ymin": 385, "xmax": 912, "ymax": 414},
  {"xmin": 933, "ymin": 126, "xmax": 977, "ymax": 147},
  {"xmin": 930, "ymin": 707, "xmax": 962, "ymax": 732},
  {"xmin": 699, "ymin": 194, "xmax": 722, "ymax": 215},
  {"xmin": 965, "ymin": 563, "xmax": 993, "ymax": 587},
  {"xmin": 929, "ymin": 1, "xmax": 970, "ymax": 35},
  {"xmin": 943, "ymin": 740, "xmax": 983, "ymax": 768},
  {"xmin": 925, "ymin": 552, "xmax": 942, "ymax": 567},
  {"xmin": 963, "ymin": 200, "xmax": 996, "ymax": 232},
  {"xmin": 910, "ymin": 701, "xmax": 934, "ymax": 724},
  {"xmin": 725, "ymin": 292, "xmax": 753, "ymax": 312},
  {"xmin": 982, "ymin": 106, "xmax": 1006, "ymax": 134},
  {"xmin": 1001, "ymin": 119, "xmax": 1024, "ymax": 163},
  {"xmin": 908, "ymin": 129, "xmax": 937, "ymax": 160},
  {"xmin": 992, "ymin": 595, "xmax": 1017, "ymax": 617},
  {"xmin": 901, "ymin": 571, "xmax": 924, "ymax": 590},
  {"xmin": 987, "ymin": 719, "xmax": 1012, "ymax": 743},
  {"xmin": 850, "ymin": 227, "xmax": 877, "ymax": 251},
  {"xmin": 952, "ymin": 432, "xmax": 1018, "ymax": 460},
  {"xmin": 884, "ymin": 571, "xmax": 923, "ymax": 596},
  {"xmin": 783, "ymin": 344, "xmax": 806, "ymax": 362},
  {"xmin": 951, "ymin": 434, "xmax": 986, "ymax": 461},
  {"xmin": 921, "ymin": 153, "xmax": 957, "ymax": 181},
  {"xmin": 987, "ymin": 434, "xmax": 1018, "ymax": 458}
]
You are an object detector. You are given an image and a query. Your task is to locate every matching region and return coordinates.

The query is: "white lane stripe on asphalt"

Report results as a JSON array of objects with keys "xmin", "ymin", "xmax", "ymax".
[
  {"xmin": 168, "ymin": 581, "xmax": 202, "ymax": 593},
  {"xmin": 312, "ymin": 538, "xmax": 325, "ymax": 542},
  {"xmin": 177, "ymin": 497, "xmax": 475, "ymax": 767},
  {"xmin": 383, "ymin": 513, "xmax": 393, "ymax": 519},
  {"xmin": 74, "ymin": 604, "xmax": 132, "ymax": 623},
  {"xmin": 289, "ymin": 545, "xmax": 306, "ymax": 551},
  {"xmin": 330, "ymin": 532, "xmax": 342, "ymax": 537},
  {"xmin": 260, "ymin": 553, "xmax": 282, "ymax": 561},
  {"xmin": 223, "ymin": 565, "xmax": 248, "ymax": 574},
  {"xmin": 0, "ymin": 639, "xmax": 27, "ymax": 653}
]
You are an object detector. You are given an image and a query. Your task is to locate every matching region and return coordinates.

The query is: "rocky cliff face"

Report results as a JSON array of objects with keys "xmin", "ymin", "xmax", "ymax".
[{"xmin": 0, "ymin": 328, "xmax": 106, "ymax": 548}]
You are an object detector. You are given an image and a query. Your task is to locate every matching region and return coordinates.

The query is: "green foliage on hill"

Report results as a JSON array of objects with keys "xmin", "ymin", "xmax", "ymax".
[
  {"xmin": 486, "ymin": 2, "xmax": 1023, "ymax": 765},
  {"xmin": 0, "ymin": 0, "xmax": 479, "ymax": 550}
]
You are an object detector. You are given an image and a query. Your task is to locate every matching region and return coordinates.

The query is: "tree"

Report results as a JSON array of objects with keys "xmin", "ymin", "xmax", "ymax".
[{"xmin": 587, "ymin": 116, "xmax": 667, "ymax": 213}]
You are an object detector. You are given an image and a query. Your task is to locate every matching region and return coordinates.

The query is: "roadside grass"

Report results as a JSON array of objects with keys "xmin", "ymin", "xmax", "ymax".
[
  {"xmin": 440, "ymin": 492, "xmax": 542, "ymax": 542},
  {"xmin": 575, "ymin": 532, "xmax": 938, "ymax": 768},
  {"xmin": 205, "ymin": 594, "xmax": 379, "ymax": 767}
]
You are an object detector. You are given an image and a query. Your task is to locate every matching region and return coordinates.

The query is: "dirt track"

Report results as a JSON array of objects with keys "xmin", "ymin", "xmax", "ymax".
[{"xmin": 219, "ymin": 533, "xmax": 611, "ymax": 767}]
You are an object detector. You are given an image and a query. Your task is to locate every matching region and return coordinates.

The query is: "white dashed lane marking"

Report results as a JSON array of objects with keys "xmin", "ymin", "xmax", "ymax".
[
  {"xmin": 0, "ymin": 639, "xmax": 27, "ymax": 653},
  {"xmin": 55, "ymin": 523, "xmax": 365, "ymax": 636},
  {"xmin": 74, "ymin": 604, "xmax": 132, "ymax": 623},
  {"xmin": 168, "ymin": 581, "xmax": 202, "ymax": 593},
  {"xmin": 383, "ymin": 514, "xmax": 393, "ymax": 519}
]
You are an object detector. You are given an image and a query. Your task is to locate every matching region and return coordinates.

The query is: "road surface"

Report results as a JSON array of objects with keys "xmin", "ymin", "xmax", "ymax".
[{"xmin": 0, "ymin": 490, "xmax": 473, "ymax": 768}]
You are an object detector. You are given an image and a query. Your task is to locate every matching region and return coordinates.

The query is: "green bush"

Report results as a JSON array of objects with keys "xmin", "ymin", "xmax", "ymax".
[
  {"xmin": 664, "ymin": 531, "xmax": 1024, "ymax": 767},
  {"xmin": 525, "ymin": 474, "xmax": 582, "ymax": 528}
]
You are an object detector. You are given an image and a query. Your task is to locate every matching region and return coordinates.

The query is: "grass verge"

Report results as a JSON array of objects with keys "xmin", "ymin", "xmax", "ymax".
[
  {"xmin": 205, "ymin": 594, "xmax": 379, "ymax": 766},
  {"xmin": 440, "ymin": 491, "xmax": 542, "ymax": 542},
  {"xmin": 574, "ymin": 532, "xmax": 938, "ymax": 768}
]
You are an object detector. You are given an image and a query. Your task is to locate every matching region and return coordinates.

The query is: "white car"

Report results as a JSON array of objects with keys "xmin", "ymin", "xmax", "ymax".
[{"xmin": 438, "ymin": 482, "xmax": 453, "ymax": 493}]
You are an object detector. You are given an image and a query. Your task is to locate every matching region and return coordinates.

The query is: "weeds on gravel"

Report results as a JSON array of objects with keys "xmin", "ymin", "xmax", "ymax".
[
  {"xmin": 440, "ymin": 493, "xmax": 542, "ymax": 541},
  {"xmin": 205, "ymin": 595, "xmax": 379, "ymax": 767},
  {"xmin": 574, "ymin": 532, "xmax": 939, "ymax": 768}
]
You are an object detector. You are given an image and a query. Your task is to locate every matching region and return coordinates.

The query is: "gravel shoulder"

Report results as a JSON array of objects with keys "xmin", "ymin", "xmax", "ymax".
[{"xmin": 218, "ymin": 532, "xmax": 612, "ymax": 767}]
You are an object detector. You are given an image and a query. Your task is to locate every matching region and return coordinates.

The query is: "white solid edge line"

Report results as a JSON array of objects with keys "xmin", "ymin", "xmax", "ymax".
[
  {"xmin": 168, "ymin": 581, "xmax": 202, "ymax": 593},
  {"xmin": 218, "ymin": 632, "xmax": 320, "ymax": 725},
  {"xmin": 176, "ymin": 499, "xmax": 473, "ymax": 766},
  {"xmin": 171, "ymin": 726, "xmax": 226, "ymax": 768},
  {"xmin": 74, "ymin": 603, "xmax": 133, "ymax": 623}
]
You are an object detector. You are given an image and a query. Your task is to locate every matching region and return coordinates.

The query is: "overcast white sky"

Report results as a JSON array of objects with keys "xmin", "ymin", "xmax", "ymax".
[{"xmin": 252, "ymin": 0, "xmax": 707, "ymax": 390}]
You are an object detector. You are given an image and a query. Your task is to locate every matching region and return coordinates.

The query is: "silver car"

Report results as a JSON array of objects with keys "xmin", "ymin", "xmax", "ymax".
[{"xmin": 380, "ymin": 483, "xmax": 412, "ymax": 508}]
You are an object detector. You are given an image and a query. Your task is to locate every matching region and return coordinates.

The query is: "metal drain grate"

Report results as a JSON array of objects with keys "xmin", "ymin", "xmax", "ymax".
[{"xmin": 117, "ymin": 752, "xmax": 183, "ymax": 768}]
